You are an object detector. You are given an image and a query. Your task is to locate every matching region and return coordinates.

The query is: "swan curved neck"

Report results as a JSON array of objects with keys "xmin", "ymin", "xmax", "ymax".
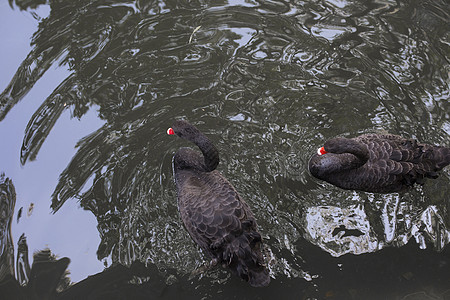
[
  {"xmin": 170, "ymin": 121, "xmax": 220, "ymax": 172},
  {"xmin": 197, "ymin": 137, "xmax": 219, "ymax": 172},
  {"xmin": 175, "ymin": 133, "xmax": 219, "ymax": 172},
  {"xmin": 325, "ymin": 138, "xmax": 369, "ymax": 164}
]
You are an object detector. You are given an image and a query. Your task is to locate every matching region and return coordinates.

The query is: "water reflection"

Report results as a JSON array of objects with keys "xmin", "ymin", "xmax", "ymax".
[
  {"xmin": 1, "ymin": 0, "xmax": 450, "ymax": 296},
  {"xmin": 303, "ymin": 194, "xmax": 450, "ymax": 257},
  {"xmin": 2, "ymin": 218, "xmax": 449, "ymax": 299},
  {"xmin": 0, "ymin": 174, "xmax": 16, "ymax": 281}
]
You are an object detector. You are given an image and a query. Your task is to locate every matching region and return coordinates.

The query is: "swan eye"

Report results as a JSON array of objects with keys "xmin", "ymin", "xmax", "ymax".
[
  {"xmin": 318, "ymin": 146, "xmax": 327, "ymax": 155},
  {"xmin": 167, "ymin": 128, "xmax": 175, "ymax": 135}
]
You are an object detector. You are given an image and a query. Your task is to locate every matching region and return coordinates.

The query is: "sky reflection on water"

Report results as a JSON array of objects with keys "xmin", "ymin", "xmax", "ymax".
[{"xmin": 0, "ymin": 4, "xmax": 105, "ymax": 282}]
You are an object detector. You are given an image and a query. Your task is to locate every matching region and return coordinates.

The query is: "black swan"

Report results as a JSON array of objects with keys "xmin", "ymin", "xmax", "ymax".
[
  {"xmin": 167, "ymin": 120, "xmax": 270, "ymax": 287},
  {"xmin": 309, "ymin": 133, "xmax": 450, "ymax": 193}
]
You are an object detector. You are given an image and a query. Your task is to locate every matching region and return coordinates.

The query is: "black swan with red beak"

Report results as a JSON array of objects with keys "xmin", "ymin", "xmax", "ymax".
[
  {"xmin": 309, "ymin": 134, "xmax": 450, "ymax": 193},
  {"xmin": 167, "ymin": 120, "xmax": 270, "ymax": 287}
]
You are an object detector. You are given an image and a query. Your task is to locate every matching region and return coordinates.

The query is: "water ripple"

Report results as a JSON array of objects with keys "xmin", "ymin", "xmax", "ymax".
[{"xmin": 2, "ymin": 0, "xmax": 450, "ymax": 289}]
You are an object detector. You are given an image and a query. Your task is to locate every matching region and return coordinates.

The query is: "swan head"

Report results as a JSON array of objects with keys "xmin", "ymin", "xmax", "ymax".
[{"xmin": 317, "ymin": 146, "xmax": 328, "ymax": 155}]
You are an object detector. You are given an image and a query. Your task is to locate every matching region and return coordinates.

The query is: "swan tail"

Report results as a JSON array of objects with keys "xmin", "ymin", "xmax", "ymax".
[
  {"xmin": 409, "ymin": 146, "xmax": 450, "ymax": 181},
  {"xmin": 432, "ymin": 146, "xmax": 450, "ymax": 170},
  {"xmin": 212, "ymin": 221, "xmax": 270, "ymax": 287}
]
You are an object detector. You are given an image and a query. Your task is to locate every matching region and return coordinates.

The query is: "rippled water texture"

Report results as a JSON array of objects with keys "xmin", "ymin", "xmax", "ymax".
[{"xmin": 1, "ymin": 0, "xmax": 449, "ymax": 298}]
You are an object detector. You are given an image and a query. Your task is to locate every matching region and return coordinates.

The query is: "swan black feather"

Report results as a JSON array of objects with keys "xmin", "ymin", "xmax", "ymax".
[
  {"xmin": 309, "ymin": 134, "xmax": 450, "ymax": 193},
  {"xmin": 168, "ymin": 120, "xmax": 269, "ymax": 287}
]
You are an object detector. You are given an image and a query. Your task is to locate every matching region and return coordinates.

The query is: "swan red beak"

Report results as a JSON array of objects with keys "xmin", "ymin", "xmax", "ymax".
[
  {"xmin": 167, "ymin": 128, "xmax": 175, "ymax": 135},
  {"xmin": 318, "ymin": 146, "xmax": 327, "ymax": 155}
]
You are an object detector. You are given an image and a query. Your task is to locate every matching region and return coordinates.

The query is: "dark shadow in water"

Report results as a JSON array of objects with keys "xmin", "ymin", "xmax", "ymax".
[
  {"xmin": 0, "ymin": 235, "xmax": 449, "ymax": 299},
  {"xmin": 8, "ymin": 0, "xmax": 48, "ymax": 10},
  {"xmin": 0, "ymin": 174, "xmax": 16, "ymax": 281},
  {"xmin": 1, "ymin": 0, "xmax": 450, "ymax": 294},
  {"xmin": 0, "ymin": 173, "xmax": 450, "ymax": 298}
]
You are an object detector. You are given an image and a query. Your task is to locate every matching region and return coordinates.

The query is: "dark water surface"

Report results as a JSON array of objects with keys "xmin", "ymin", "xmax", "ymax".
[{"xmin": 1, "ymin": 0, "xmax": 449, "ymax": 299}]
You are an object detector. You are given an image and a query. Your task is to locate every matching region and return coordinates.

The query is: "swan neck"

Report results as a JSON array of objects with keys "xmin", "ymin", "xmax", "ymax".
[
  {"xmin": 327, "ymin": 138, "xmax": 369, "ymax": 164},
  {"xmin": 194, "ymin": 135, "xmax": 219, "ymax": 172},
  {"xmin": 346, "ymin": 142, "xmax": 369, "ymax": 163}
]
